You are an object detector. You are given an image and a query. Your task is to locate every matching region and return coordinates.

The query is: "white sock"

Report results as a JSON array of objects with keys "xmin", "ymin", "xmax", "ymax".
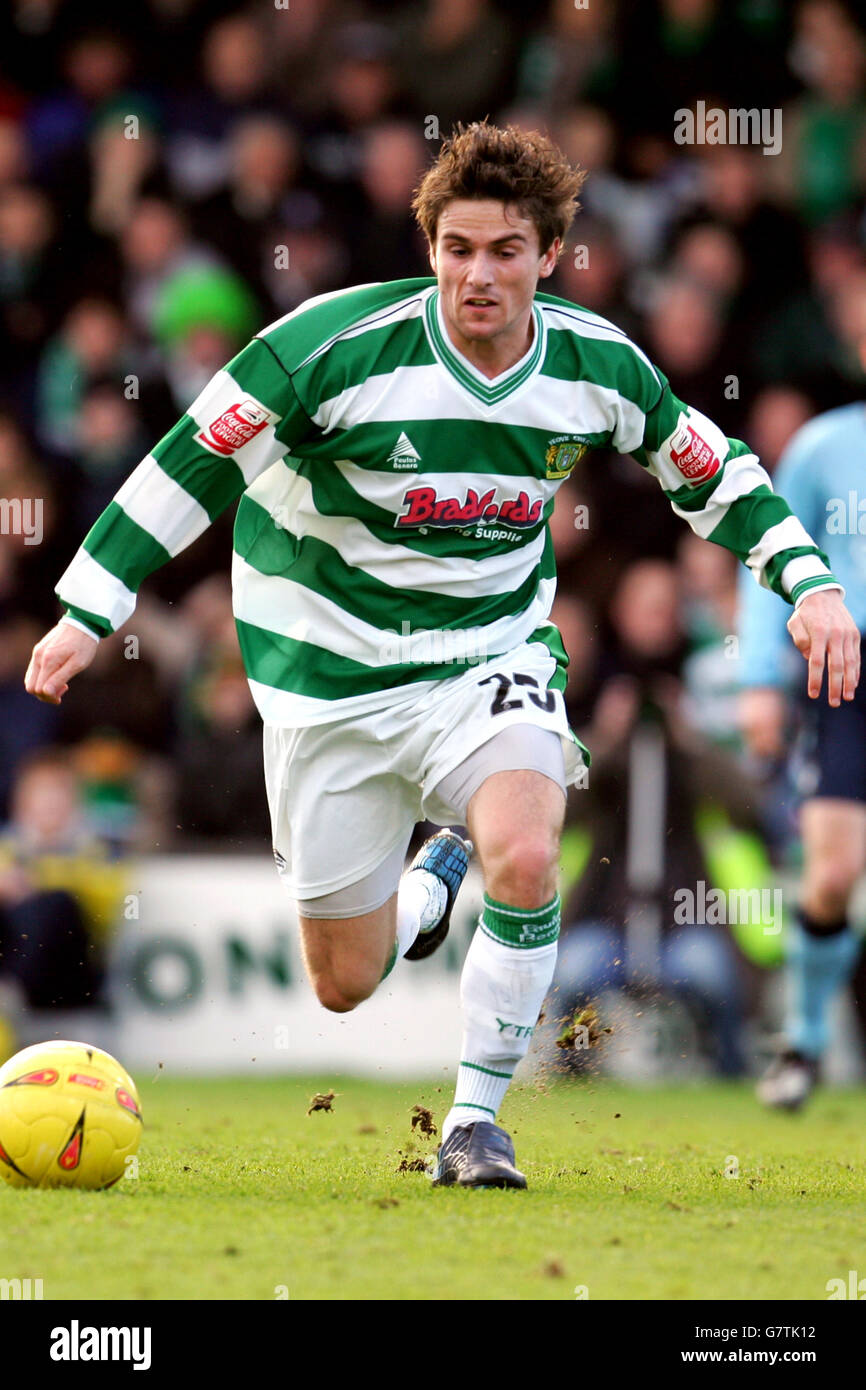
[
  {"xmin": 395, "ymin": 868, "xmax": 447, "ymax": 956},
  {"xmin": 442, "ymin": 916, "xmax": 558, "ymax": 1141}
]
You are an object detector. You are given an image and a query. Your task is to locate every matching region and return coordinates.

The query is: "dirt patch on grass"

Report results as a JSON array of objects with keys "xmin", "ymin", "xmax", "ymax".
[{"xmin": 396, "ymin": 1152, "xmax": 429, "ymax": 1174}]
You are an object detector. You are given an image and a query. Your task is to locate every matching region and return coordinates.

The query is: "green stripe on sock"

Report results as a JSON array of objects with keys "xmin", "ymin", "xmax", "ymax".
[
  {"xmin": 481, "ymin": 892, "xmax": 560, "ymax": 948},
  {"xmin": 459, "ymin": 1061, "xmax": 513, "ymax": 1080},
  {"xmin": 483, "ymin": 893, "xmax": 559, "ymax": 919},
  {"xmin": 453, "ymin": 1102, "xmax": 497, "ymax": 1115},
  {"xmin": 379, "ymin": 941, "xmax": 398, "ymax": 982}
]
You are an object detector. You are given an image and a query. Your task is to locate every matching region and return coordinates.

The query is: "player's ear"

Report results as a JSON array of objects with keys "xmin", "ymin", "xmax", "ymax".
[
  {"xmin": 427, "ymin": 239, "xmax": 438, "ymax": 273},
  {"xmin": 538, "ymin": 237, "xmax": 560, "ymax": 280}
]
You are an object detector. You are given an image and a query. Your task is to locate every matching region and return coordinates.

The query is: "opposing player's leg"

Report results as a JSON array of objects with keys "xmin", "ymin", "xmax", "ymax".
[
  {"xmin": 759, "ymin": 796, "xmax": 866, "ymax": 1108},
  {"xmin": 431, "ymin": 740, "xmax": 568, "ymax": 1188},
  {"xmin": 758, "ymin": 661, "xmax": 866, "ymax": 1109}
]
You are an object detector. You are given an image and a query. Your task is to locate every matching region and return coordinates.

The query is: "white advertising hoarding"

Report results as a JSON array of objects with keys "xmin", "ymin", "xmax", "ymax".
[{"xmin": 111, "ymin": 856, "xmax": 483, "ymax": 1075}]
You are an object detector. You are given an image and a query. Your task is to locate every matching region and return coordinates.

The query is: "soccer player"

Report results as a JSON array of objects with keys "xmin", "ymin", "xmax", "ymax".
[
  {"xmin": 26, "ymin": 123, "xmax": 860, "ymax": 1187},
  {"xmin": 739, "ymin": 401, "xmax": 866, "ymax": 1109}
]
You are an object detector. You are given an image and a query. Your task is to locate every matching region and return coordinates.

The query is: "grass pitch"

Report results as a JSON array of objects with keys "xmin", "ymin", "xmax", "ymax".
[{"xmin": 2, "ymin": 1075, "xmax": 865, "ymax": 1301}]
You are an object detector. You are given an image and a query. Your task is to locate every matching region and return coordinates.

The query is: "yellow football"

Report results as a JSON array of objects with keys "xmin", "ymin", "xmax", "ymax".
[{"xmin": 0, "ymin": 1041, "xmax": 142, "ymax": 1189}]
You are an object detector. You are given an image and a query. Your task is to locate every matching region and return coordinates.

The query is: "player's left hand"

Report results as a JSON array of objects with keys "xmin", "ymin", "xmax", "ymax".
[{"xmin": 786, "ymin": 590, "xmax": 860, "ymax": 705}]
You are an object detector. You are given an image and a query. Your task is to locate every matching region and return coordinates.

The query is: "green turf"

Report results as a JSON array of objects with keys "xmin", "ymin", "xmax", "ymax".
[{"xmin": 2, "ymin": 1075, "xmax": 865, "ymax": 1300}]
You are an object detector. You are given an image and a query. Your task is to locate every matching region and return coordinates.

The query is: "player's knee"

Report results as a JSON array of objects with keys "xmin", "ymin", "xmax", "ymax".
[
  {"xmin": 805, "ymin": 855, "xmax": 862, "ymax": 915},
  {"xmin": 311, "ymin": 967, "xmax": 378, "ymax": 1014},
  {"xmin": 485, "ymin": 832, "xmax": 559, "ymax": 907}
]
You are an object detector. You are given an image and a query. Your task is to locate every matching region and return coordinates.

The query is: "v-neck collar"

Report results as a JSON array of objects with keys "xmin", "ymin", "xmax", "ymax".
[{"xmin": 423, "ymin": 287, "xmax": 546, "ymax": 405}]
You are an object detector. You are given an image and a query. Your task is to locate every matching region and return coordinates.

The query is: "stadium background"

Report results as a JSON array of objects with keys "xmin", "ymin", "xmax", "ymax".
[{"xmin": 2, "ymin": 0, "xmax": 866, "ymax": 1080}]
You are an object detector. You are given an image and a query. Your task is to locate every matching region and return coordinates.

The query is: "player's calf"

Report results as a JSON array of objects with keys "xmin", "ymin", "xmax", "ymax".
[{"xmin": 298, "ymin": 898, "xmax": 398, "ymax": 1014}]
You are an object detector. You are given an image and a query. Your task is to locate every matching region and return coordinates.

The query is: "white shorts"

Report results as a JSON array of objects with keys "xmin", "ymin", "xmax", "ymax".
[{"xmin": 263, "ymin": 639, "xmax": 587, "ymax": 902}]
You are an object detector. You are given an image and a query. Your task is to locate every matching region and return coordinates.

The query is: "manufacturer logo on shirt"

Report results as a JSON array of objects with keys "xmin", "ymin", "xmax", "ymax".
[
  {"xmin": 387, "ymin": 432, "xmax": 421, "ymax": 469},
  {"xmin": 195, "ymin": 398, "xmax": 276, "ymax": 456},
  {"xmin": 395, "ymin": 484, "xmax": 543, "ymax": 531}
]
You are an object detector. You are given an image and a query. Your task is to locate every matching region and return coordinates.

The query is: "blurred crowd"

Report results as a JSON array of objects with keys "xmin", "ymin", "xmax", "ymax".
[{"xmin": 3, "ymin": 0, "xmax": 866, "ymax": 1061}]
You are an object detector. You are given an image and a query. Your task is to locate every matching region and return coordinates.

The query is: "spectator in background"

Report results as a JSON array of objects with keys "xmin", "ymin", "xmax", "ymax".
[
  {"xmin": 266, "ymin": 0, "xmax": 354, "ymax": 120},
  {"xmin": 671, "ymin": 146, "xmax": 809, "ymax": 327},
  {"xmin": 165, "ymin": 12, "xmax": 280, "ymax": 201},
  {"xmin": 150, "ymin": 263, "xmax": 258, "ymax": 411},
  {"xmin": 51, "ymin": 625, "xmax": 175, "ymax": 853},
  {"xmin": 71, "ymin": 380, "xmax": 151, "ymax": 526},
  {"xmin": 775, "ymin": 0, "xmax": 866, "ymax": 227},
  {"xmin": 26, "ymin": 29, "xmax": 136, "ymax": 183},
  {"xmin": 617, "ymin": 0, "xmax": 734, "ymax": 143},
  {"xmin": 550, "ymin": 212, "xmax": 639, "ymax": 334},
  {"xmin": 0, "ymin": 410, "xmax": 66, "ymax": 626},
  {"xmin": 753, "ymin": 222, "xmax": 866, "ymax": 406},
  {"xmin": 396, "ymin": 0, "xmax": 515, "ymax": 135},
  {"xmin": 86, "ymin": 102, "xmax": 165, "ymax": 238},
  {"xmin": 0, "ymin": 595, "xmax": 60, "ymax": 822},
  {"xmin": 677, "ymin": 534, "xmax": 743, "ymax": 753},
  {"xmin": 119, "ymin": 195, "xmax": 220, "ymax": 338},
  {"xmin": 518, "ymin": 0, "xmax": 620, "ymax": 113},
  {"xmin": 643, "ymin": 274, "xmax": 742, "ymax": 429},
  {"xmin": 0, "ymin": 182, "xmax": 68, "ymax": 386},
  {"xmin": 552, "ymin": 104, "xmax": 686, "ymax": 276},
  {"xmin": 304, "ymin": 22, "xmax": 400, "ymax": 205},
  {"xmin": 351, "ymin": 121, "xmax": 429, "ymax": 282},
  {"xmin": 264, "ymin": 194, "xmax": 349, "ymax": 314},
  {"xmin": 549, "ymin": 591, "xmax": 601, "ymax": 729},
  {"xmin": 166, "ymin": 575, "xmax": 269, "ymax": 845},
  {"xmin": 744, "ymin": 386, "xmax": 816, "ymax": 474},
  {"xmin": 0, "ymin": 748, "xmax": 126, "ymax": 1049},
  {"xmin": 35, "ymin": 296, "xmax": 132, "ymax": 455},
  {"xmin": 190, "ymin": 116, "xmax": 304, "ymax": 309},
  {"xmin": 175, "ymin": 639, "xmax": 271, "ymax": 847}
]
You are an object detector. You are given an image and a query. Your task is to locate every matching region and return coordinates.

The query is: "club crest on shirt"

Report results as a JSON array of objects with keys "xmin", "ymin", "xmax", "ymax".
[
  {"xmin": 195, "ymin": 398, "xmax": 276, "ymax": 456},
  {"xmin": 544, "ymin": 435, "xmax": 591, "ymax": 479}
]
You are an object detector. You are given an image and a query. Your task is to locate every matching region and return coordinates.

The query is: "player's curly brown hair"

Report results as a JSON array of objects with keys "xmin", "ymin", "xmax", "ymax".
[{"xmin": 411, "ymin": 120, "xmax": 586, "ymax": 259}]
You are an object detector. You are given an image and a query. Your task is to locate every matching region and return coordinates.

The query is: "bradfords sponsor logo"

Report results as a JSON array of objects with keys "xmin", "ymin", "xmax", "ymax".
[
  {"xmin": 396, "ymin": 485, "xmax": 542, "ymax": 531},
  {"xmin": 668, "ymin": 419, "xmax": 722, "ymax": 486},
  {"xmin": 196, "ymin": 398, "xmax": 275, "ymax": 456}
]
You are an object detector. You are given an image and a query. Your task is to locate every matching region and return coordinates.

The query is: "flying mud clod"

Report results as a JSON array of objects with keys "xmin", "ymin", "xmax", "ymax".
[
  {"xmin": 307, "ymin": 1090, "xmax": 336, "ymax": 1115},
  {"xmin": 410, "ymin": 1104, "xmax": 437, "ymax": 1137},
  {"xmin": 555, "ymin": 1003, "xmax": 612, "ymax": 1051}
]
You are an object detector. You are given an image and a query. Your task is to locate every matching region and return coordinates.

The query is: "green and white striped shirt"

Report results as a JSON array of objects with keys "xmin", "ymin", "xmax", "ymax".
[{"xmin": 57, "ymin": 277, "xmax": 838, "ymax": 725}]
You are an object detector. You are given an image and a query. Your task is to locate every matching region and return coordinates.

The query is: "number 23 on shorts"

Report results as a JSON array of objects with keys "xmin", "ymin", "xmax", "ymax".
[{"xmin": 478, "ymin": 671, "xmax": 556, "ymax": 716}]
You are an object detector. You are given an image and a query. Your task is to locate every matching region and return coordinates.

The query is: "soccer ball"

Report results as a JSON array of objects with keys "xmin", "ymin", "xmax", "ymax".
[{"xmin": 0, "ymin": 1040, "xmax": 142, "ymax": 1190}]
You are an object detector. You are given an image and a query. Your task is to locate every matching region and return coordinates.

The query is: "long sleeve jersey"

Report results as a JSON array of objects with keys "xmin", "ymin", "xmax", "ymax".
[{"xmin": 57, "ymin": 277, "xmax": 839, "ymax": 726}]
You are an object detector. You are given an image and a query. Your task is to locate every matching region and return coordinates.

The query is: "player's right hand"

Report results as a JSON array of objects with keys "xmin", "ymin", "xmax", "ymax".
[
  {"xmin": 24, "ymin": 622, "xmax": 99, "ymax": 705},
  {"xmin": 738, "ymin": 686, "xmax": 787, "ymax": 760}
]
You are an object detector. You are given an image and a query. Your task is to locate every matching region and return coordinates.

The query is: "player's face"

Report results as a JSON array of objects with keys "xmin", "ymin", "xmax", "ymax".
[{"xmin": 430, "ymin": 200, "xmax": 559, "ymax": 362}]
